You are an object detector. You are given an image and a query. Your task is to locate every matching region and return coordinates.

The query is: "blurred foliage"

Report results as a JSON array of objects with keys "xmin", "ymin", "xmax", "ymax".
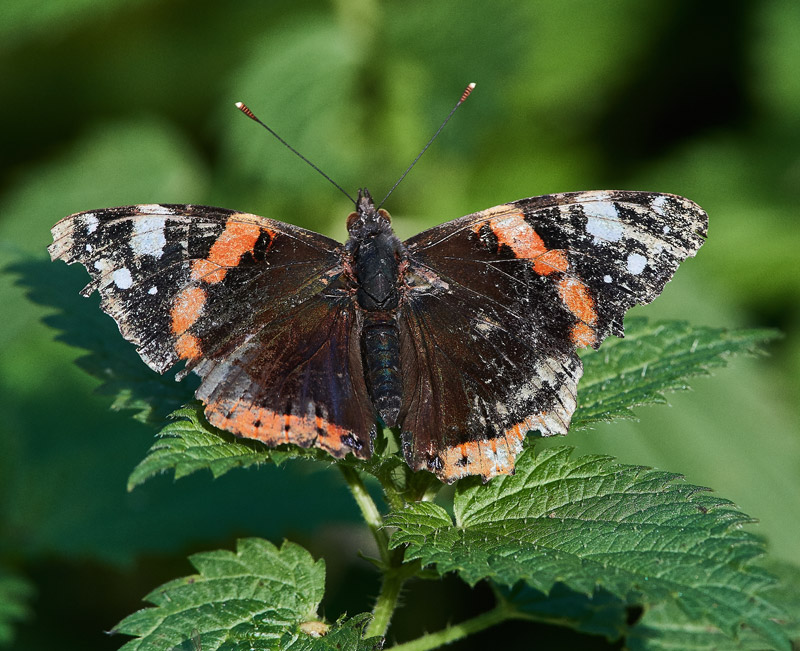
[
  {"xmin": 1, "ymin": 0, "xmax": 799, "ymax": 649},
  {"xmin": 0, "ymin": 571, "xmax": 31, "ymax": 645}
]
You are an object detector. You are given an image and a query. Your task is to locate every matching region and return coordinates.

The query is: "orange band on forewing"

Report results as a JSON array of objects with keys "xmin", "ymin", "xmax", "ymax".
[
  {"xmin": 557, "ymin": 277, "xmax": 598, "ymax": 347},
  {"xmin": 487, "ymin": 212, "xmax": 547, "ymax": 257},
  {"xmin": 175, "ymin": 218, "xmax": 271, "ymax": 362},
  {"xmin": 570, "ymin": 322, "xmax": 597, "ymax": 347},
  {"xmin": 170, "ymin": 286, "xmax": 207, "ymax": 335},
  {"xmin": 474, "ymin": 211, "xmax": 569, "ymax": 276},
  {"xmin": 558, "ymin": 277, "xmax": 597, "ymax": 325},
  {"xmin": 175, "ymin": 333, "xmax": 202, "ymax": 360},
  {"xmin": 473, "ymin": 210, "xmax": 597, "ymax": 349},
  {"xmin": 191, "ymin": 258, "xmax": 226, "ymax": 284},
  {"xmin": 191, "ymin": 218, "xmax": 266, "ymax": 284},
  {"xmin": 533, "ymin": 249, "xmax": 569, "ymax": 275}
]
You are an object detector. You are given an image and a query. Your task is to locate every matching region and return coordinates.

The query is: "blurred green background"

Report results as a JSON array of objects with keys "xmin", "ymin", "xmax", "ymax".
[{"xmin": 1, "ymin": 1, "xmax": 799, "ymax": 648}]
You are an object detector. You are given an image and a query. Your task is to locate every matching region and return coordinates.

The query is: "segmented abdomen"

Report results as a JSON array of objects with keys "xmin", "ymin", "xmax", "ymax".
[{"xmin": 362, "ymin": 313, "xmax": 402, "ymax": 428}]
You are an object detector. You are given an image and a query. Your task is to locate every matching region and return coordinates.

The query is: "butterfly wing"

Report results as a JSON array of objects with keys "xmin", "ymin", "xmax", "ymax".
[
  {"xmin": 50, "ymin": 204, "xmax": 375, "ymax": 458},
  {"xmin": 399, "ymin": 191, "xmax": 708, "ymax": 482}
]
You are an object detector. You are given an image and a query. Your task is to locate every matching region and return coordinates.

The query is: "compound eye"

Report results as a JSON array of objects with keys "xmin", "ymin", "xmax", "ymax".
[
  {"xmin": 377, "ymin": 208, "xmax": 392, "ymax": 223},
  {"xmin": 346, "ymin": 211, "xmax": 360, "ymax": 230}
]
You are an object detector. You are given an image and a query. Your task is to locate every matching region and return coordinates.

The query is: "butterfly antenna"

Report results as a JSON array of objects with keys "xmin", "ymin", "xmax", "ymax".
[
  {"xmin": 235, "ymin": 101, "xmax": 356, "ymax": 204},
  {"xmin": 377, "ymin": 82, "xmax": 476, "ymax": 210}
]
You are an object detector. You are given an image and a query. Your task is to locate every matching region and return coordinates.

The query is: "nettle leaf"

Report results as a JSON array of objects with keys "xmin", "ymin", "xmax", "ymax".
[
  {"xmin": 386, "ymin": 446, "xmax": 790, "ymax": 650},
  {"xmin": 628, "ymin": 560, "xmax": 800, "ymax": 650},
  {"xmin": 114, "ymin": 538, "xmax": 381, "ymax": 650},
  {"xmin": 127, "ymin": 404, "xmax": 329, "ymax": 490},
  {"xmin": 629, "ymin": 600, "xmax": 780, "ymax": 651},
  {"xmin": 574, "ymin": 318, "xmax": 779, "ymax": 428},
  {"xmin": 0, "ymin": 570, "xmax": 32, "ymax": 645}
]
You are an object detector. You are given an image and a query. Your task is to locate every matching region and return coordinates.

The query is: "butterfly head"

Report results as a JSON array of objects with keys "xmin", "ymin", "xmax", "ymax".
[{"xmin": 346, "ymin": 188, "xmax": 392, "ymax": 237}]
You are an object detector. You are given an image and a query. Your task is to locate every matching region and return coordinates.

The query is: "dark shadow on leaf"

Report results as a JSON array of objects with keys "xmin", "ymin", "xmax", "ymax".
[
  {"xmin": 502, "ymin": 582, "xmax": 634, "ymax": 642},
  {"xmin": 10, "ymin": 258, "xmax": 197, "ymax": 424}
]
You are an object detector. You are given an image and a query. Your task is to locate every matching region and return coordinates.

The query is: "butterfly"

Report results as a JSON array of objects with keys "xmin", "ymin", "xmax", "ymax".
[{"xmin": 49, "ymin": 186, "xmax": 706, "ymax": 482}]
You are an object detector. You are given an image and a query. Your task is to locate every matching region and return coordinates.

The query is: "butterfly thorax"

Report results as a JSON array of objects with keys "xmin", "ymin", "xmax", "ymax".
[
  {"xmin": 345, "ymin": 189, "xmax": 404, "ymax": 427},
  {"xmin": 346, "ymin": 189, "xmax": 404, "ymax": 312}
]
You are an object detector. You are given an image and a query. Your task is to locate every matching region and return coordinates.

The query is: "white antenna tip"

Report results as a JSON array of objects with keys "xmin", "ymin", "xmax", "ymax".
[
  {"xmin": 460, "ymin": 83, "xmax": 477, "ymax": 103},
  {"xmin": 235, "ymin": 101, "xmax": 257, "ymax": 120}
]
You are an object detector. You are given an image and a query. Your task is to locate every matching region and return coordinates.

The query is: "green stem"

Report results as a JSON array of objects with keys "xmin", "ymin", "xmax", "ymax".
[
  {"xmin": 376, "ymin": 467, "xmax": 406, "ymax": 512},
  {"xmin": 339, "ymin": 464, "xmax": 422, "ymax": 639},
  {"xmin": 338, "ymin": 465, "xmax": 391, "ymax": 565},
  {"xmin": 366, "ymin": 551, "xmax": 407, "ymax": 638},
  {"xmin": 387, "ymin": 603, "xmax": 513, "ymax": 651}
]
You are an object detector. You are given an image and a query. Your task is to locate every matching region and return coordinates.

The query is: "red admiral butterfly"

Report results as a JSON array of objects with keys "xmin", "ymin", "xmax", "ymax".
[{"xmin": 49, "ymin": 93, "xmax": 707, "ymax": 483}]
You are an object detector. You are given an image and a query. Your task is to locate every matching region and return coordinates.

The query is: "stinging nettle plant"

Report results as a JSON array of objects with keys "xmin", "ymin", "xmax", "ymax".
[{"xmin": 36, "ymin": 288, "xmax": 796, "ymax": 650}]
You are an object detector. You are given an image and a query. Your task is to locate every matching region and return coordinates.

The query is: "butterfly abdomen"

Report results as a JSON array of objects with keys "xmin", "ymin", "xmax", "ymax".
[{"xmin": 362, "ymin": 313, "xmax": 402, "ymax": 427}]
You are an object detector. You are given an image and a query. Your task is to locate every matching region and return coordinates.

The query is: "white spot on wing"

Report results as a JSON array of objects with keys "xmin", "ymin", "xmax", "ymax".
[
  {"xmin": 84, "ymin": 213, "xmax": 98, "ymax": 233},
  {"xmin": 137, "ymin": 204, "xmax": 173, "ymax": 215},
  {"xmin": 626, "ymin": 252, "xmax": 647, "ymax": 275},
  {"xmin": 148, "ymin": 286, "xmax": 158, "ymax": 295},
  {"xmin": 603, "ymin": 274, "xmax": 612, "ymax": 283},
  {"xmin": 651, "ymin": 195, "xmax": 670, "ymax": 215},
  {"xmin": 583, "ymin": 203, "xmax": 624, "ymax": 243},
  {"xmin": 579, "ymin": 191, "xmax": 612, "ymax": 202},
  {"xmin": 85, "ymin": 243, "xmax": 93, "ymax": 252},
  {"xmin": 131, "ymin": 216, "xmax": 167, "ymax": 258},
  {"xmin": 113, "ymin": 267, "xmax": 133, "ymax": 289},
  {"xmin": 662, "ymin": 225, "xmax": 671, "ymax": 234}
]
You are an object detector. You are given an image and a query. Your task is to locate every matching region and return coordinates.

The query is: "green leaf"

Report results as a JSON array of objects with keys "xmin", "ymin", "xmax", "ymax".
[
  {"xmin": 0, "ymin": 570, "xmax": 32, "ymax": 646},
  {"xmin": 114, "ymin": 538, "xmax": 381, "ymax": 650},
  {"xmin": 127, "ymin": 404, "xmax": 329, "ymax": 490},
  {"xmin": 574, "ymin": 318, "xmax": 779, "ymax": 428},
  {"xmin": 761, "ymin": 560, "xmax": 800, "ymax": 642},
  {"xmin": 386, "ymin": 446, "xmax": 790, "ymax": 650},
  {"xmin": 629, "ymin": 600, "xmax": 779, "ymax": 650},
  {"xmin": 627, "ymin": 560, "xmax": 800, "ymax": 650}
]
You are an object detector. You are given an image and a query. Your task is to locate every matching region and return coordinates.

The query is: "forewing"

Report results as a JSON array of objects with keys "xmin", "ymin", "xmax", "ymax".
[
  {"xmin": 406, "ymin": 191, "xmax": 707, "ymax": 347},
  {"xmin": 400, "ymin": 191, "xmax": 707, "ymax": 482},
  {"xmin": 49, "ymin": 204, "xmax": 374, "ymax": 457}
]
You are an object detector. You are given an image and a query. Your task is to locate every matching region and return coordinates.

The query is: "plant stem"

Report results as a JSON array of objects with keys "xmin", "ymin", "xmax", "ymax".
[
  {"xmin": 380, "ymin": 473, "xmax": 408, "ymax": 513},
  {"xmin": 338, "ymin": 465, "xmax": 417, "ymax": 639},
  {"xmin": 338, "ymin": 465, "xmax": 391, "ymax": 565},
  {"xmin": 366, "ymin": 552, "xmax": 407, "ymax": 638},
  {"xmin": 387, "ymin": 603, "xmax": 513, "ymax": 651}
]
